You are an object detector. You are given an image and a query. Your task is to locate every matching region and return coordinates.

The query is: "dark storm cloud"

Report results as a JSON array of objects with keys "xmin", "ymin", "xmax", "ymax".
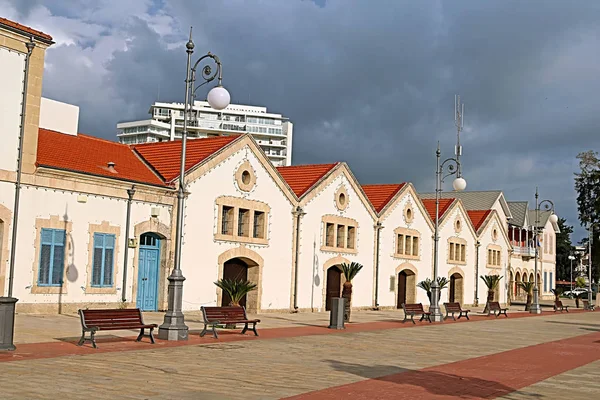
[{"xmin": 10, "ymin": 0, "xmax": 600, "ymax": 240}]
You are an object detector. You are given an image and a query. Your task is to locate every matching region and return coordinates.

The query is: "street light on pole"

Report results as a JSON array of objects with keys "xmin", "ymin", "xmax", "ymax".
[
  {"xmin": 158, "ymin": 28, "xmax": 231, "ymax": 341},
  {"xmin": 568, "ymin": 255, "xmax": 575, "ymax": 292},
  {"xmin": 430, "ymin": 95, "xmax": 467, "ymax": 322},
  {"xmin": 530, "ymin": 188, "xmax": 558, "ymax": 314},
  {"xmin": 587, "ymin": 223, "xmax": 597, "ymax": 307}
]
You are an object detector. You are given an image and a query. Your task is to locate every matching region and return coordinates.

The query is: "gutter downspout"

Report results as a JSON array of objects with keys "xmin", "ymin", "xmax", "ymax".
[
  {"xmin": 474, "ymin": 241, "xmax": 480, "ymax": 306},
  {"xmin": 292, "ymin": 206, "xmax": 305, "ymax": 311},
  {"xmin": 373, "ymin": 222, "xmax": 382, "ymax": 310},
  {"xmin": 7, "ymin": 37, "xmax": 35, "ymax": 298},
  {"xmin": 121, "ymin": 185, "xmax": 136, "ymax": 303}
]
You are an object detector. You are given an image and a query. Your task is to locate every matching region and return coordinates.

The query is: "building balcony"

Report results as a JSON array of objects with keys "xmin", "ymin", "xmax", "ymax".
[{"xmin": 513, "ymin": 245, "xmax": 536, "ymax": 258}]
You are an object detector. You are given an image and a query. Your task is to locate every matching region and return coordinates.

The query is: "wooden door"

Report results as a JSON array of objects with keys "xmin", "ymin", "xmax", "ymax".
[
  {"xmin": 397, "ymin": 271, "xmax": 408, "ymax": 308},
  {"xmin": 222, "ymin": 258, "xmax": 248, "ymax": 307},
  {"xmin": 450, "ymin": 274, "xmax": 456, "ymax": 303},
  {"xmin": 326, "ymin": 266, "xmax": 342, "ymax": 311},
  {"xmin": 136, "ymin": 235, "xmax": 160, "ymax": 311}
]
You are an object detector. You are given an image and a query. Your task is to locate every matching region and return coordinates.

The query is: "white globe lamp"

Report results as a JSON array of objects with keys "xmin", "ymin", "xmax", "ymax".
[
  {"xmin": 548, "ymin": 213, "xmax": 558, "ymax": 224},
  {"xmin": 207, "ymin": 85, "xmax": 230, "ymax": 110},
  {"xmin": 452, "ymin": 177, "xmax": 467, "ymax": 191}
]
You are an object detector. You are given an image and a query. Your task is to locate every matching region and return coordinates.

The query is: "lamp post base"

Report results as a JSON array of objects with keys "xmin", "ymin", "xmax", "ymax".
[
  {"xmin": 429, "ymin": 286, "xmax": 444, "ymax": 322},
  {"xmin": 529, "ymin": 304, "xmax": 542, "ymax": 314},
  {"xmin": 0, "ymin": 297, "xmax": 18, "ymax": 351},
  {"xmin": 158, "ymin": 270, "xmax": 189, "ymax": 341},
  {"xmin": 530, "ymin": 287, "xmax": 542, "ymax": 314}
]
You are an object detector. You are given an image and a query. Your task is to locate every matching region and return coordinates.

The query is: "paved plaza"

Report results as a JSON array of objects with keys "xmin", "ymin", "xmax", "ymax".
[{"xmin": 0, "ymin": 306, "xmax": 599, "ymax": 399}]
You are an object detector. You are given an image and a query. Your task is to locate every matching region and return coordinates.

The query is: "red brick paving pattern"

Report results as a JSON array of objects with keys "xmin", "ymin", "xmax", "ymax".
[
  {"xmin": 0, "ymin": 309, "xmax": 591, "ymax": 364},
  {"xmin": 286, "ymin": 331, "xmax": 600, "ymax": 399}
]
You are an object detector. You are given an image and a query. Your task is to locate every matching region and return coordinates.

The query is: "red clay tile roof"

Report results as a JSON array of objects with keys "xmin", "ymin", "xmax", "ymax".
[
  {"xmin": 0, "ymin": 17, "xmax": 53, "ymax": 42},
  {"xmin": 36, "ymin": 129, "xmax": 167, "ymax": 187},
  {"xmin": 361, "ymin": 183, "xmax": 406, "ymax": 213},
  {"xmin": 421, "ymin": 198, "xmax": 455, "ymax": 221},
  {"xmin": 467, "ymin": 210, "xmax": 492, "ymax": 231},
  {"xmin": 133, "ymin": 135, "xmax": 241, "ymax": 182},
  {"xmin": 277, "ymin": 163, "xmax": 339, "ymax": 197}
]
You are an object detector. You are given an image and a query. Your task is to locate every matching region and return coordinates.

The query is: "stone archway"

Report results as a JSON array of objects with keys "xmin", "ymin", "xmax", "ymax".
[
  {"xmin": 133, "ymin": 219, "xmax": 172, "ymax": 310},
  {"xmin": 217, "ymin": 247, "xmax": 263, "ymax": 313},
  {"xmin": 515, "ymin": 271, "xmax": 522, "ymax": 297},
  {"xmin": 508, "ymin": 271, "xmax": 514, "ymax": 302},
  {"xmin": 448, "ymin": 269, "xmax": 464, "ymax": 305},
  {"xmin": 395, "ymin": 263, "xmax": 417, "ymax": 308},
  {"xmin": 322, "ymin": 256, "xmax": 349, "ymax": 311},
  {"xmin": 0, "ymin": 204, "xmax": 11, "ymax": 296}
]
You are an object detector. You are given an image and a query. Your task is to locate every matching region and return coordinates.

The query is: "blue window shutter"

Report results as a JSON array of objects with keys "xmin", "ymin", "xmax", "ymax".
[
  {"xmin": 91, "ymin": 233, "xmax": 116, "ymax": 287},
  {"xmin": 544, "ymin": 272, "xmax": 547, "ymax": 292},
  {"xmin": 103, "ymin": 234, "xmax": 116, "ymax": 286},
  {"xmin": 38, "ymin": 228, "xmax": 66, "ymax": 286},
  {"xmin": 92, "ymin": 233, "xmax": 104, "ymax": 286},
  {"xmin": 549, "ymin": 272, "xmax": 553, "ymax": 290}
]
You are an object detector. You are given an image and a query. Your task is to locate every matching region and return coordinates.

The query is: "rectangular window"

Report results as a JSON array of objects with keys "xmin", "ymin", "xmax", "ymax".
[
  {"xmin": 92, "ymin": 233, "xmax": 116, "ymax": 287},
  {"xmin": 449, "ymin": 243, "xmax": 455, "ymax": 261},
  {"xmin": 238, "ymin": 209, "xmax": 250, "ymax": 237},
  {"xmin": 397, "ymin": 234, "xmax": 405, "ymax": 255},
  {"xmin": 337, "ymin": 225, "xmax": 346, "ymax": 248},
  {"xmin": 544, "ymin": 271, "xmax": 548, "ymax": 292},
  {"xmin": 325, "ymin": 223, "xmax": 335, "ymax": 247},
  {"xmin": 412, "ymin": 236, "xmax": 419, "ymax": 257},
  {"xmin": 221, "ymin": 206, "xmax": 234, "ymax": 235},
  {"xmin": 488, "ymin": 249, "xmax": 492, "ymax": 264},
  {"xmin": 549, "ymin": 272, "xmax": 553, "ymax": 290},
  {"xmin": 253, "ymin": 211, "xmax": 265, "ymax": 239},
  {"xmin": 38, "ymin": 228, "xmax": 66, "ymax": 286},
  {"xmin": 461, "ymin": 244, "xmax": 466, "ymax": 262},
  {"xmin": 404, "ymin": 236, "xmax": 412, "ymax": 255},
  {"xmin": 347, "ymin": 226, "xmax": 356, "ymax": 249}
]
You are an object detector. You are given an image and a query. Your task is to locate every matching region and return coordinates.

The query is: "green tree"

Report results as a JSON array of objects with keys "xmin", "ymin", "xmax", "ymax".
[
  {"xmin": 340, "ymin": 262, "xmax": 363, "ymax": 323},
  {"xmin": 574, "ymin": 150, "xmax": 600, "ymax": 284},
  {"xmin": 518, "ymin": 281, "xmax": 535, "ymax": 311},
  {"xmin": 555, "ymin": 217, "xmax": 574, "ymax": 281}
]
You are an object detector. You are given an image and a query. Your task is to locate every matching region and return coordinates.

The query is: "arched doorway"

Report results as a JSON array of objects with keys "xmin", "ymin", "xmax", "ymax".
[
  {"xmin": 137, "ymin": 233, "xmax": 161, "ymax": 311},
  {"xmin": 508, "ymin": 271, "xmax": 514, "ymax": 302},
  {"xmin": 222, "ymin": 258, "xmax": 250, "ymax": 308},
  {"xmin": 396, "ymin": 269, "xmax": 416, "ymax": 308},
  {"xmin": 449, "ymin": 273, "xmax": 464, "ymax": 304},
  {"xmin": 515, "ymin": 272, "xmax": 521, "ymax": 297},
  {"xmin": 325, "ymin": 265, "xmax": 342, "ymax": 311}
]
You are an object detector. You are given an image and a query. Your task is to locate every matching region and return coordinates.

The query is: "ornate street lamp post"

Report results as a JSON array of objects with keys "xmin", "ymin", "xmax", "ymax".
[
  {"xmin": 430, "ymin": 95, "xmax": 467, "ymax": 322},
  {"xmin": 587, "ymin": 223, "xmax": 597, "ymax": 307},
  {"xmin": 158, "ymin": 29, "xmax": 231, "ymax": 341},
  {"xmin": 568, "ymin": 255, "xmax": 575, "ymax": 293},
  {"xmin": 530, "ymin": 188, "xmax": 558, "ymax": 314}
]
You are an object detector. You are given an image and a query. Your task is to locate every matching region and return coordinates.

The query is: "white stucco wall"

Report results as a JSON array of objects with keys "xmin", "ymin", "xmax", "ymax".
[
  {"xmin": 180, "ymin": 145, "xmax": 295, "ymax": 312},
  {"xmin": 436, "ymin": 204, "xmax": 477, "ymax": 305},
  {"xmin": 0, "ymin": 184, "xmax": 171, "ymax": 306},
  {"xmin": 477, "ymin": 213, "xmax": 511, "ymax": 304},
  {"xmin": 0, "ymin": 47, "xmax": 25, "ymax": 173},
  {"xmin": 295, "ymin": 171, "xmax": 376, "ymax": 311},
  {"xmin": 377, "ymin": 190, "xmax": 433, "ymax": 308}
]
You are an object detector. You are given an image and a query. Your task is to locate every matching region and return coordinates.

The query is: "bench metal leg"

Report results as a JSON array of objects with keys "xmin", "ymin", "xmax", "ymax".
[
  {"xmin": 136, "ymin": 328, "xmax": 145, "ymax": 342},
  {"xmin": 410, "ymin": 314, "xmax": 415, "ymax": 324},
  {"xmin": 90, "ymin": 331, "xmax": 97, "ymax": 349},
  {"xmin": 464, "ymin": 312, "xmax": 470, "ymax": 320},
  {"xmin": 77, "ymin": 331, "xmax": 86, "ymax": 346},
  {"xmin": 77, "ymin": 329, "xmax": 98, "ymax": 348},
  {"xmin": 251, "ymin": 323, "xmax": 259, "ymax": 336},
  {"xmin": 241, "ymin": 323, "xmax": 248, "ymax": 334},
  {"xmin": 200, "ymin": 323, "xmax": 208, "ymax": 337},
  {"xmin": 211, "ymin": 324, "xmax": 219, "ymax": 339}
]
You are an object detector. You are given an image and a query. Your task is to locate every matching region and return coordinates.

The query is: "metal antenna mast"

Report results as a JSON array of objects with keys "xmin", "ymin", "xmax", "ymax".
[{"xmin": 454, "ymin": 94, "xmax": 464, "ymax": 177}]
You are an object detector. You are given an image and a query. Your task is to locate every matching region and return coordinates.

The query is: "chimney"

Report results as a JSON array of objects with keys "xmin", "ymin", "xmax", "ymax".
[{"xmin": 107, "ymin": 162, "xmax": 117, "ymax": 174}]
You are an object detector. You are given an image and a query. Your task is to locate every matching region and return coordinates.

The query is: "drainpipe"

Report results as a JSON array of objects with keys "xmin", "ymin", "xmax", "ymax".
[
  {"xmin": 373, "ymin": 222, "xmax": 383, "ymax": 310},
  {"xmin": 292, "ymin": 206, "xmax": 305, "ymax": 311},
  {"xmin": 7, "ymin": 38, "xmax": 36, "ymax": 298},
  {"xmin": 474, "ymin": 240, "xmax": 481, "ymax": 306},
  {"xmin": 121, "ymin": 185, "xmax": 136, "ymax": 303}
]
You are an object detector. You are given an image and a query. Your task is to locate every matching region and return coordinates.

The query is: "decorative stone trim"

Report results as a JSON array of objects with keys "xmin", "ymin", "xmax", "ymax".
[
  {"xmin": 235, "ymin": 160, "xmax": 257, "ymax": 192},
  {"xmin": 85, "ymin": 221, "xmax": 121, "ymax": 295},
  {"xmin": 321, "ymin": 215, "xmax": 358, "ymax": 254},
  {"xmin": 31, "ymin": 215, "xmax": 73, "ymax": 295},
  {"xmin": 491, "ymin": 226, "xmax": 499, "ymax": 242},
  {"xmin": 215, "ymin": 196, "xmax": 270, "ymax": 245},
  {"xmin": 392, "ymin": 227, "xmax": 421, "ymax": 260},
  {"xmin": 447, "ymin": 236, "xmax": 467, "ymax": 265},
  {"xmin": 334, "ymin": 185, "xmax": 349, "ymax": 211},
  {"xmin": 217, "ymin": 247, "xmax": 263, "ymax": 313},
  {"xmin": 454, "ymin": 217, "xmax": 462, "ymax": 233},
  {"xmin": 486, "ymin": 244, "xmax": 502, "ymax": 269},
  {"xmin": 322, "ymin": 256, "xmax": 350, "ymax": 311},
  {"xmin": 403, "ymin": 202, "xmax": 414, "ymax": 224}
]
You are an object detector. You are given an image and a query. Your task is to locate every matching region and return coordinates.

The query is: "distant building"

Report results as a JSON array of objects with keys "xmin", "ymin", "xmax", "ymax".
[{"xmin": 117, "ymin": 101, "xmax": 293, "ymax": 166}]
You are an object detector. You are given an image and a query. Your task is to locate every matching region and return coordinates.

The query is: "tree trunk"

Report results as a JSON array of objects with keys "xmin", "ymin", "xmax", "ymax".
[
  {"xmin": 483, "ymin": 289, "xmax": 495, "ymax": 313},
  {"xmin": 225, "ymin": 301, "xmax": 240, "ymax": 328},
  {"xmin": 525, "ymin": 293, "xmax": 532, "ymax": 311},
  {"xmin": 342, "ymin": 281, "xmax": 352, "ymax": 323},
  {"xmin": 575, "ymin": 296, "xmax": 580, "ymax": 308},
  {"xmin": 426, "ymin": 291, "xmax": 432, "ymax": 304}
]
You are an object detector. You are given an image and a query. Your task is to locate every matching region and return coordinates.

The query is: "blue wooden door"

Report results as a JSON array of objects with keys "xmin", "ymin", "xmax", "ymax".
[{"xmin": 137, "ymin": 234, "xmax": 160, "ymax": 311}]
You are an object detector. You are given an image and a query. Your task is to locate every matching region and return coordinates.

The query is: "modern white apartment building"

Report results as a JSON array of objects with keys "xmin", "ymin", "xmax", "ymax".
[{"xmin": 117, "ymin": 101, "xmax": 293, "ymax": 166}]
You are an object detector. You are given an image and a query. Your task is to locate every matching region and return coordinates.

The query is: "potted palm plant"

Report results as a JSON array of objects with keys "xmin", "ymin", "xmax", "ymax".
[
  {"xmin": 574, "ymin": 277, "xmax": 587, "ymax": 308},
  {"xmin": 214, "ymin": 278, "xmax": 257, "ymax": 327},
  {"xmin": 340, "ymin": 262, "xmax": 363, "ymax": 323},
  {"xmin": 550, "ymin": 287, "xmax": 563, "ymax": 302},
  {"xmin": 518, "ymin": 281, "xmax": 534, "ymax": 311},
  {"xmin": 481, "ymin": 275, "xmax": 503, "ymax": 313},
  {"xmin": 417, "ymin": 277, "xmax": 449, "ymax": 303}
]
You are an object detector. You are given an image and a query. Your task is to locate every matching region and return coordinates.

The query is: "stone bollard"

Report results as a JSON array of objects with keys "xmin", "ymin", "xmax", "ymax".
[{"xmin": 0, "ymin": 297, "xmax": 18, "ymax": 351}]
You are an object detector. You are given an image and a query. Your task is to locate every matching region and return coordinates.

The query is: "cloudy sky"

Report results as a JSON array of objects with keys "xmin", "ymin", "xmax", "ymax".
[{"xmin": 3, "ymin": 0, "xmax": 600, "ymax": 241}]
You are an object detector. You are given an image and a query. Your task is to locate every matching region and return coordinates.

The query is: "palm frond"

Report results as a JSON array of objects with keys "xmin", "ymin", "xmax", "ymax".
[
  {"xmin": 518, "ymin": 281, "xmax": 535, "ymax": 294},
  {"xmin": 550, "ymin": 288, "xmax": 563, "ymax": 296},
  {"xmin": 481, "ymin": 275, "xmax": 503, "ymax": 290},
  {"xmin": 214, "ymin": 278, "xmax": 257, "ymax": 304},
  {"xmin": 417, "ymin": 277, "xmax": 449, "ymax": 292},
  {"xmin": 340, "ymin": 262, "xmax": 363, "ymax": 282}
]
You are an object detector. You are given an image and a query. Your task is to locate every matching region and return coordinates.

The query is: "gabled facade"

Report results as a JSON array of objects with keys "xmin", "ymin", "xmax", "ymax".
[{"xmin": 363, "ymin": 183, "xmax": 434, "ymax": 309}]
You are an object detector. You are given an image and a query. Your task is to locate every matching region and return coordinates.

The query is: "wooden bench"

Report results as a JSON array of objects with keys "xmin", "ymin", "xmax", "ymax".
[
  {"xmin": 200, "ymin": 306, "xmax": 260, "ymax": 339},
  {"xmin": 583, "ymin": 300, "xmax": 596, "ymax": 311},
  {"xmin": 77, "ymin": 308, "xmax": 157, "ymax": 348},
  {"xmin": 443, "ymin": 302, "xmax": 470, "ymax": 321},
  {"xmin": 553, "ymin": 300, "xmax": 569, "ymax": 313},
  {"xmin": 487, "ymin": 301, "xmax": 508, "ymax": 318},
  {"xmin": 401, "ymin": 303, "xmax": 432, "ymax": 324}
]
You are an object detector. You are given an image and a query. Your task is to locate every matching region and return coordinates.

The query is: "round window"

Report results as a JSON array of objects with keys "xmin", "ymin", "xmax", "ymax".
[
  {"xmin": 492, "ymin": 229, "xmax": 498, "ymax": 241},
  {"xmin": 339, "ymin": 193, "xmax": 346, "ymax": 206},
  {"xmin": 406, "ymin": 208, "xmax": 412, "ymax": 220},
  {"xmin": 455, "ymin": 220, "xmax": 462, "ymax": 231},
  {"xmin": 241, "ymin": 170, "xmax": 251, "ymax": 185}
]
